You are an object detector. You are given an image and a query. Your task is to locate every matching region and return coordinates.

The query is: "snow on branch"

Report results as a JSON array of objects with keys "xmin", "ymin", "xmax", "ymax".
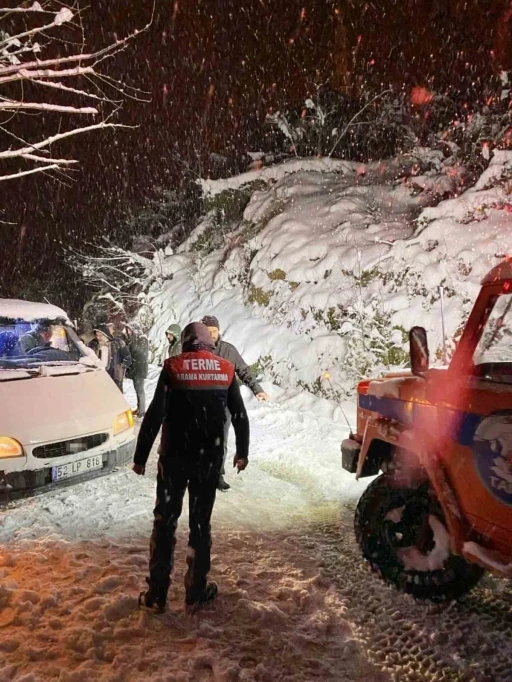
[
  {"xmin": 0, "ymin": 100, "xmax": 98, "ymax": 114},
  {"xmin": 0, "ymin": 1, "xmax": 151, "ymax": 183},
  {"xmin": 68, "ymin": 242, "xmax": 157, "ymax": 306}
]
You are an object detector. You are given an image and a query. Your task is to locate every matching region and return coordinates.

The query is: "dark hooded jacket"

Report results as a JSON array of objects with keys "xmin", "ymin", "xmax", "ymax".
[
  {"xmin": 166, "ymin": 323, "xmax": 182, "ymax": 358},
  {"xmin": 125, "ymin": 324, "xmax": 149, "ymax": 379},
  {"xmin": 214, "ymin": 338, "xmax": 263, "ymax": 396},
  {"xmin": 134, "ymin": 322, "xmax": 249, "ymax": 467}
]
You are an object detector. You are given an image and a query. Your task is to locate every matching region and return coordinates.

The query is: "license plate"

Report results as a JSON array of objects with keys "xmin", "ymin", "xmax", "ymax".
[{"xmin": 51, "ymin": 455, "xmax": 103, "ymax": 482}]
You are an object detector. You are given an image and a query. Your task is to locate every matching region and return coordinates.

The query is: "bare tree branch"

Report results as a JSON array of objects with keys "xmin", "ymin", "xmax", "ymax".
[
  {"xmin": 0, "ymin": 100, "xmax": 98, "ymax": 114},
  {"xmin": 0, "ymin": 65, "xmax": 96, "ymax": 86},
  {"xmin": 0, "ymin": 121, "xmax": 131, "ymax": 160},
  {"xmin": 0, "ymin": 1, "xmax": 149, "ymax": 185},
  {"xmin": 18, "ymin": 152, "xmax": 78, "ymax": 165},
  {"xmin": 0, "ymin": 7, "xmax": 74, "ymax": 49},
  {"xmin": 30, "ymin": 77, "xmax": 118, "ymax": 103},
  {"xmin": 0, "ymin": 163, "xmax": 62, "ymax": 181},
  {"xmin": 0, "ymin": 6, "xmax": 55, "ymax": 13}
]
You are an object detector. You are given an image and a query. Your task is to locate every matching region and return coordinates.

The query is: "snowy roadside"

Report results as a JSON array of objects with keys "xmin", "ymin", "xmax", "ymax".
[
  {"xmin": 0, "ymin": 377, "xmax": 380, "ymax": 682},
  {"xmin": 1, "ymin": 376, "xmax": 512, "ymax": 682},
  {"xmin": 0, "ymin": 371, "xmax": 362, "ymax": 544},
  {"xmin": 141, "ymin": 151, "xmax": 512, "ymax": 404}
]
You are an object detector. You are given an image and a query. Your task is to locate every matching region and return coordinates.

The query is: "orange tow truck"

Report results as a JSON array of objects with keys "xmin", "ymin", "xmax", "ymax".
[{"xmin": 341, "ymin": 259, "xmax": 512, "ymax": 599}]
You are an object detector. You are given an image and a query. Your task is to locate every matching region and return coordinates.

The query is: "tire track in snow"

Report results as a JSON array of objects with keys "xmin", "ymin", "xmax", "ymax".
[{"xmin": 304, "ymin": 508, "xmax": 512, "ymax": 682}]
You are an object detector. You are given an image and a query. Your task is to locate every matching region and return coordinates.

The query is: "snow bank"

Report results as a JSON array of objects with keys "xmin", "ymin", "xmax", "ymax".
[
  {"xmin": 146, "ymin": 151, "xmax": 512, "ymax": 399},
  {"xmin": 200, "ymin": 156, "xmax": 362, "ymax": 197}
]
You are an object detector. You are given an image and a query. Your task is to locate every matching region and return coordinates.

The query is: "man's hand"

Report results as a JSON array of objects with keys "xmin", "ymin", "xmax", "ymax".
[
  {"xmin": 233, "ymin": 455, "xmax": 248, "ymax": 473},
  {"xmin": 256, "ymin": 392, "xmax": 269, "ymax": 402},
  {"xmin": 133, "ymin": 464, "xmax": 145, "ymax": 476}
]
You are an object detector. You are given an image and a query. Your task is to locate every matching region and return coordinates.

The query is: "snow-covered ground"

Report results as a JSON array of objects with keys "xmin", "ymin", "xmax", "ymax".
[
  {"xmin": 3, "ymin": 150, "xmax": 512, "ymax": 681},
  {"xmin": 0, "ymin": 376, "xmax": 376, "ymax": 682},
  {"xmin": 1, "ymin": 375, "xmax": 512, "ymax": 682}
]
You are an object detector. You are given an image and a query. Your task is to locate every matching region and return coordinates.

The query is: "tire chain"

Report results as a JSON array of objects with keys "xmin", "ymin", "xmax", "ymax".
[{"xmin": 304, "ymin": 504, "xmax": 512, "ymax": 682}]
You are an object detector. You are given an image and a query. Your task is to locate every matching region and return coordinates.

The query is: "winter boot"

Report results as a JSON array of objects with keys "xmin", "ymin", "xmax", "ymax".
[
  {"xmin": 138, "ymin": 579, "xmax": 167, "ymax": 613},
  {"xmin": 217, "ymin": 475, "xmax": 230, "ymax": 491},
  {"xmin": 185, "ymin": 581, "xmax": 218, "ymax": 607},
  {"xmin": 138, "ymin": 590, "xmax": 166, "ymax": 614}
]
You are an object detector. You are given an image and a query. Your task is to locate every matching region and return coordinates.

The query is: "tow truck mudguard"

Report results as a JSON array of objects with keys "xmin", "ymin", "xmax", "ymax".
[
  {"xmin": 342, "ymin": 437, "xmax": 384, "ymax": 477},
  {"xmin": 341, "ymin": 438, "xmax": 361, "ymax": 474}
]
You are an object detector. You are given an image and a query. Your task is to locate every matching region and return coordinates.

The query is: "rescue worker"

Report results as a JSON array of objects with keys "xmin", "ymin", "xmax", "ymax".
[
  {"xmin": 201, "ymin": 315, "xmax": 267, "ymax": 491},
  {"xmin": 125, "ymin": 322, "xmax": 149, "ymax": 418},
  {"xmin": 133, "ymin": 322, "xmax": 250, "ymax": 611},
  {"xmin": 166, "ymin": 323, "xmax": 182, "ymax": 358}
]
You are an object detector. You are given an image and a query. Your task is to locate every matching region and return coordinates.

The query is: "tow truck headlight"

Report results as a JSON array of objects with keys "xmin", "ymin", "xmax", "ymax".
[
  {"xmin": 113, "ymin": 410, "xmax": 134, "ymax": 436},
  {"xmin": 0, "ymin": 437, "xmax": 24, "ymax": 458}
]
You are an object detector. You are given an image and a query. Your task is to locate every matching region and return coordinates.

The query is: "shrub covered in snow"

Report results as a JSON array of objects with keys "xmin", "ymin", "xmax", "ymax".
[
  {"xmin": 263, "ymin": 78, "xmax": 512, "ymax": 175},
  {"xmin": 133, "ymin": 149, "xmax": 512, "ymax": 397}
]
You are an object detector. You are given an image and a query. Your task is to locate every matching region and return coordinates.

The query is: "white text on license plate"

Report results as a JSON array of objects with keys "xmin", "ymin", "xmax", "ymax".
[{"xmin": 51, "ymin": 455, "xmax": 103, "ymax": 482}]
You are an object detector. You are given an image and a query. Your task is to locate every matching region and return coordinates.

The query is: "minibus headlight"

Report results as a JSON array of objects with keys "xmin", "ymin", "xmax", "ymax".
[
  {"xmin": 113, "ymin": 410, "xmax": 134, "ymax": 436},
  {"xmin": 0, "ymin": 437, "xmax": 24, "ymax": 458}
]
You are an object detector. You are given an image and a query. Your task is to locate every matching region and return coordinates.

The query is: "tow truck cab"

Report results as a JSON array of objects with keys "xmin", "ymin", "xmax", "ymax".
[{"xmin": 342, "ymin": 259, "xmax": 512, "ymax": 578}]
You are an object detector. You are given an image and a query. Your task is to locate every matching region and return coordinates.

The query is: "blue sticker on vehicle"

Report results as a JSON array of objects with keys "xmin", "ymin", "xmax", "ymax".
[
  {"xmin": 471, "ymin": 410, "xmax": 512, "ymax": 507},
  {"xmin": 360, "ymin": 394, "xmax": 512, "ymax": 506}
]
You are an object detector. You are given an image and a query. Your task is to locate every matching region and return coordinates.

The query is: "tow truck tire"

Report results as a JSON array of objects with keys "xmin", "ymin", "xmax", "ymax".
[{"xmin": 354, "ymin": 473, "xmax": 485, "ymax": 601}]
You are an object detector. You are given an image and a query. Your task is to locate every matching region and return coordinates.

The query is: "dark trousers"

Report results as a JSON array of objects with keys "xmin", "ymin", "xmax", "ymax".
[
  {"xmin": 220, "ymin": 411, "xmax": 231, "ymax": 475},
  {"xmin": 132, "ymin": 377, "xmax": 146, "ymax": 415},
  {"xmin": 147, "ymin": 454, "xmax": 221, "ymax": 603}
]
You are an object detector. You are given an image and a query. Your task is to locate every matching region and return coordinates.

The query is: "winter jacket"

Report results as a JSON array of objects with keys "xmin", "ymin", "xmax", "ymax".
[
  {"xmin": 134, "ymin": 341, "xmax": 249, "ymax": 468},
  {"xmin": 17, "ymin": 330, "xmax": 44, "ymax": 354},
  {"xmin": 92, "ymin": 325, "xmax": 132, "ymax": 383},
  {"xmin": 214, "ymin": 338, "xmax": 263, "ymax": 396},
  {"xmin": 111, "ymin": 337, "xmax": 132, "ymax": 385},
  {"xmin": 87, "ymin": 338, "xmax": 99, "ymax": 354},
  {"xmin": 166, "ymin": 323, "xmax": 182, "ymax": 358},
  {"xmin": 126, "ymin": 330, "xmax": 149, "ymax": 379}
]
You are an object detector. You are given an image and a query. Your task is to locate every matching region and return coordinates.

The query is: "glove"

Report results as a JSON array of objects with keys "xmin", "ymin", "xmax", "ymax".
[{"xmin": 233, "ymin": 455, "xmax": 248, "ymax": 473}]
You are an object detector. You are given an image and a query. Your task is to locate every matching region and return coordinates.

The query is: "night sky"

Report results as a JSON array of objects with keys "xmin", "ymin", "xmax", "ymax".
[{"xmin": 1, "ymin": 0, "xmax": 510, "ymax": 313}]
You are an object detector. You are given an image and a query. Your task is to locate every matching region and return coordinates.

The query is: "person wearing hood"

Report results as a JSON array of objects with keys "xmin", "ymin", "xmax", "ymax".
[
  {"xmin": 133, "ymin": 322, "xmax": 250, "ymax": 612},
  {"xmin": 92, "ymin": 324, "xmax": 132, "ymax": 391},
  {"xmin": 201, "ymin": 315, "xmax": 268, "ymax": 491},
  {"xmin": 125, "ymin": 322, "xmax": 149, "ymax": 418},
  {"xmin": 165, "ymin": 324, "xmax": 182, "ymax": 359}
]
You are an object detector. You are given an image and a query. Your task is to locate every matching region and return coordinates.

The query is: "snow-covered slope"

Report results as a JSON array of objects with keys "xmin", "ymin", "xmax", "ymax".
[{"xmin": 145, "ymin": 150, "xmax": 512, "ymax": 397}]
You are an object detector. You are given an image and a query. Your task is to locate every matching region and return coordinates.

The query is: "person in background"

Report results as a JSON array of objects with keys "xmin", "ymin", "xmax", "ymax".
[
  {"xmin": 107, "ymin": 322, "xmax": 132, "ymax": 392},
  {"xmin": 92, "ymin": 325, "xmax": 112, "ymax": 372},
  {"xmin": 17, "ymin": 322, "xmax": 53, "ymax": 354},
  {"xmin": 87, "ymin": 331, "xmax": 99, "ymax": 355},
  {"xmin": 92, "ymin": 324, "xmax": 132, "ymax": 391},
  {"xmin": 165, "ymin": 323, "xmax": 182, "ymax": 358},
  {"xmin": 125, "ymin": 322, "xmax": 149, "ymax": 418},
  {"xmin": 133, "ymin": 322, "xmax": 250, "ymax": 612},
  {"xmin": 201, "ymin": 315, "xmax": 268, "ymax": 491}
]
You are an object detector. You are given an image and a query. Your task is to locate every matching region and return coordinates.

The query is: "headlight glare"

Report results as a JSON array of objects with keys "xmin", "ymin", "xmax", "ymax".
[
  {"xmin": 0, "ymin": 437, "xmax": 24, "ymax": 458},
  {"xmin": 113, "ymin": 410, "xmax": 134, "ymax": 436}
]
